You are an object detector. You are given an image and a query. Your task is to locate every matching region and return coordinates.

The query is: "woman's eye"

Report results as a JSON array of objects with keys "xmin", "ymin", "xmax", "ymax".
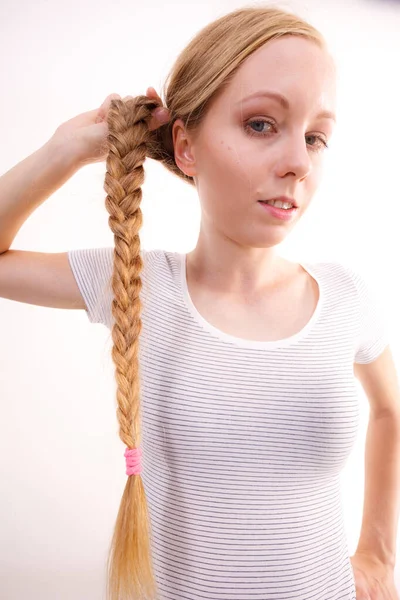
[
  {"xmin": 244, "ymin": 119, "xmax": 275, "ymax": 137},
  {"xmin": 305, "ymin": 134, "xmax": 329, "ymax": 151},
  {"xmin": 244, "ymin": 119, "xmax": 329, "ymax": 152}
]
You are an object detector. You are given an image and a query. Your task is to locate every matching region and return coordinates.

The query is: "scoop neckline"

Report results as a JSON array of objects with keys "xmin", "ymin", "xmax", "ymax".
[{"xmin": 177, "ymin": 252, "xmax": 324, "ymax": 349}]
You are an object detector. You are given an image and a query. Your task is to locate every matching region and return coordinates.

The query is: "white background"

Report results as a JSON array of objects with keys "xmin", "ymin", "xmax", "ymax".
[{"xmin": 0, "ymin": 0, "xmax": 399, "ymax": 597}]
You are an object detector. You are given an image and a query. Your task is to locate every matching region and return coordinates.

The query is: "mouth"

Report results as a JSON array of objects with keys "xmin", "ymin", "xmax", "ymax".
[
  {"xmin": 257, "ymin": 199, "xmax": 299, "ymax": 220},
  {"xmin": 258, "ymin": 196, "xmax": 298, "ymax": 209}
]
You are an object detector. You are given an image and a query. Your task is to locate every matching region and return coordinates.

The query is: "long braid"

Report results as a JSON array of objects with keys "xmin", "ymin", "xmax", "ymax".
[{"xmin": 104, "ymin": 95, "xmax": 160, "ymax": 600}]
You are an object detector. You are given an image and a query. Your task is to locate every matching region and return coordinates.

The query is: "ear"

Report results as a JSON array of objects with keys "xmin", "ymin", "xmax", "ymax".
[{"xmin": 172, "ymin": 118, "xmax": 198, "ymax": 179}]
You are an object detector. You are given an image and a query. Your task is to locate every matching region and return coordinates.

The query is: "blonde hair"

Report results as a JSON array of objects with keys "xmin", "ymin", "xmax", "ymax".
[{"xmin": 103, "ymin": 4, "xmax": 325, "ymax": 599}]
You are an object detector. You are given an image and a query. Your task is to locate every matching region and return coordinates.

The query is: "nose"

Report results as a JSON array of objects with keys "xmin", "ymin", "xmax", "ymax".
[{"xmin": 275, "ymin": 135, "xmax": 312, "ymax": 180}]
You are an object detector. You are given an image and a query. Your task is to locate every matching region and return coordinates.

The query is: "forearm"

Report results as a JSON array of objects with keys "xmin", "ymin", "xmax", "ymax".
[
  {"xmin": 355, "ymin": 412, "xmax": 400, "ymax": 568},
  {"xmin": 0, "ymin": 139, "xmax": 81, "ymax": 254}
]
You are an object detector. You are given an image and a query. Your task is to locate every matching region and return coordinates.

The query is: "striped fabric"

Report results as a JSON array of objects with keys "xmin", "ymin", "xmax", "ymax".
[{"xmin": 68, "ymin": 247, "xmax": 389, "ymax": 600}]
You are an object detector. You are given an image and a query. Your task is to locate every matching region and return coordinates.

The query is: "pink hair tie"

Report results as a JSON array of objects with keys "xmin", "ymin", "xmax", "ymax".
[{"xmin": 124, "ymin": 446, "xmax": 143, "ymax": 476}]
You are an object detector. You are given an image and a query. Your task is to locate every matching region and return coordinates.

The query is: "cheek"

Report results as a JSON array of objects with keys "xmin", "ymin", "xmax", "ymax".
[
  {"xmin": 204, "ymin": 135, "xmax": 258, "ymax": 189},
  {"xmin": 196, "ymin": 140, "xmax": 255, "ymax": 218},
  {"xmin": 299, "ymin": 162, "xmax": 323, "ymax": 209},
  {"xmin": 308, "ymin": 160, "xmax": 324, "ymax": 190},
  {"xmin": 198, "ymin": 119, "xmax": 248, "ymax": 170}
]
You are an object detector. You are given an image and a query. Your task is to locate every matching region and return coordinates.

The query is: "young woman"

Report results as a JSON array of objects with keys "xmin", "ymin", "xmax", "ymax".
[{"xmin": 1, "ymin": 5, "xmax": 399, "ymax": 600}]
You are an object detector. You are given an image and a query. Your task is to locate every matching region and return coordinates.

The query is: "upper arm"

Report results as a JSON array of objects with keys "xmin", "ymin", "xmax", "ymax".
[
  {"xmin": 354, "ymin": 345, "xmax": 400, "ymax": 418},
  {"xmin": 346, "ymin": 264, "xmax": 399, "ymax": 416},
  {"xmin": 0, "ymin": 249, "xmax": 87, "ymax": 310}
]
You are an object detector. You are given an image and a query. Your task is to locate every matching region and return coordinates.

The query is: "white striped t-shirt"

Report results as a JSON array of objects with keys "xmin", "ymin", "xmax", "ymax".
[{"xmin": 67, "ymin": 247, "xmax": 389, "ymax": 600}]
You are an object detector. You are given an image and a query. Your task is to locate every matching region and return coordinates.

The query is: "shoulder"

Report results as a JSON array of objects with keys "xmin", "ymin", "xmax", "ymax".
[{"xmin": 299, "ymin": 260, "xmax": 359, "ymax": 289}]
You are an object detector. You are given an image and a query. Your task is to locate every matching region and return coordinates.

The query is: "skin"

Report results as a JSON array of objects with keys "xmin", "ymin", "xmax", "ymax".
[{"xmin": 170, "ymin": 36, "xmax": 337, "ymax": 299}]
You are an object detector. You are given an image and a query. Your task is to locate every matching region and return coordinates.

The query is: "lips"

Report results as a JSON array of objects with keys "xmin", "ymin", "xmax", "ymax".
[{"xmin": 258, "ymin": 197, "xmax": 298, "ymax": 208}]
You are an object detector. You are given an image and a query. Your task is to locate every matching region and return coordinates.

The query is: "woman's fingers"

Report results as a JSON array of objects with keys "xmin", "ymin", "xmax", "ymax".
[
  {"xmin": 103, "ymin": 89, "xmax": 169, "ymax": 131},
  {"xmin": 145, "ymin": 87, "xmax": 170, "ymax": 130}
]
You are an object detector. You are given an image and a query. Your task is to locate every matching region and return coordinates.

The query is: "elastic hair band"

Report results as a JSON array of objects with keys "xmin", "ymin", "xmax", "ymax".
[{"xmin": 124, "ymin": 446, "xmax": 143, "ymax": 476}]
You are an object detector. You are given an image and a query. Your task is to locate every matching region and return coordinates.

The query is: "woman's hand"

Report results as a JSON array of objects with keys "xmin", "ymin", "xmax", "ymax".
[
  {"xmin": 50, "ymin": 89, "xmax": 170, "ymax": 167},
  {"xmin": 145, "ymin": 87, "xmax": 170, "ymax": 127},
  {"xmin": 350, "ymin": 553, "xmax": 399, "ymax": 599}
]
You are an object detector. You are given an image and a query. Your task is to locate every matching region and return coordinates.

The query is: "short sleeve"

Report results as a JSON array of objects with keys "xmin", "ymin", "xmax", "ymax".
[
  {"xmin": 68, "ymin": 247, "xmax": 149, "ymax": 328},
  {"xmin": 349, "ymin": 267, "xmax": 390, "ymax": 364},
  {"xmin": 68, "ymin": 247, "xmax": 114, "ymax": 327}
]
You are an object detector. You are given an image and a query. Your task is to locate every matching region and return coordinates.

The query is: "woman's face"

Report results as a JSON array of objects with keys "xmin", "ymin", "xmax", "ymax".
[{"xmin": 172, "ymin": 35, "xmax": 337, "ymax": 249}]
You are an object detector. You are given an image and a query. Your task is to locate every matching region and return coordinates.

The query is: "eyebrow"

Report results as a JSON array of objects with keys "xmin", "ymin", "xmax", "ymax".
[{"xmin": 236, "ymin": 90, "xmax": 336, "ymax": 123}]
